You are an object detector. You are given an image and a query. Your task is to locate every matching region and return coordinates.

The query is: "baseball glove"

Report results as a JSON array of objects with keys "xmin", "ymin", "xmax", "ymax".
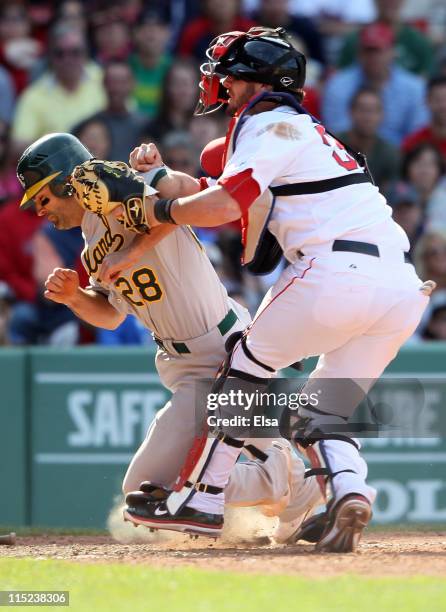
[{"xmin": 70, "ymin": 160, "xmax": 151, "ymax": 233}]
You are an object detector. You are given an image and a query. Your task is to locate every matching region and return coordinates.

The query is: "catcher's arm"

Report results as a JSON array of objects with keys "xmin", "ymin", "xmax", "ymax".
[
  {"xmin": 130, "ymin": 143, "xmax": 201, "ymax": 197},
  {"xmin": 100, "ymin": 224, "xmax": 177, "ymax": 284},
  {"xmin": 45, "ymin": 268, "xmax": 125, "ymax": 330}
]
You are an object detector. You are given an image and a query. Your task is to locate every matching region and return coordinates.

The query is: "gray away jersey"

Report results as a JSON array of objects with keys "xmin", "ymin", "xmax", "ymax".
[{"xmin": 80, "ymin": 212, "xmax": 229, "ymax": 341}]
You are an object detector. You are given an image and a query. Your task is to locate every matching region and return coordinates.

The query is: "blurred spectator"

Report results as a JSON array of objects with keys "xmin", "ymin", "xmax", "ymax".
[
  {"xmin": 401, "ymin": 0, "xmax": 446, "ymax": 46},
  {"xmin": 386, "ymin": 181, "xmax": 424, "ymax": 250},
  {"xmin": 338, "ymin": 88, "xmax": 400, "ymax": 191},
  {"xmin": 72, "ymin": 117, "xmax": 111, "ymax": 160},
  {"xmin": 91, "ymin": 0, "xmax": 144, "ymax": 28},
  {"xmin": 26, "ymin": 223, "xmax": 84, "ymax": 346},
  {"xmin": 0, "ymin": 280, "xmax": 13, "ymax": 345},
  {"xmin": 189, "ymin": 114, "xmax": 225, "ymax": 157},
  {"xmin": 55, "ymin": 1, "xmax": 88, "ymax": 34},
  {"xmin": 168, "ymin": 0, "xmax": 201, "ymax": 49},
  {"xmin": 0, "ymin": 63, "xmax": 15, "ymax": 124},
  {"xmin": 287, "ymin": 0, "xmax": 376, "ymax": 23},
  {"xmin": 144, "ymin": 59, "xmax": 199, "ymax": 142},
  {"xmin": 338, "ymin": 0, "xmax": 435, "ymax": 76},
  {"xmin": 11, "ymin": 23, "xmax": 105, "ymax": 154},
  {"xmin": 424, "ymin": 175, "xmax": 446, "ymax": 233},
  {"xmin": 92, "ymin": 17, "xmax": 131, "ymax": 64},
  {"xmin": 322, "ymin": 23, "xmax": 429, "ymax": 145},
  {"xmin": 82, "ymin": 61, "xmax": 147, "ymax": 162},
  {"xmin": 242, "ymin": 0, "xmax": 376, "ymax": 23},
  {"xmin": 97, "ymin": 316, "xmax": 151, "ymax": 345},
  {"xmin": 215, "ymin": 229, "xmax": 244, "ymax": 297},
  {"xmin": 0, "ymin": 5, "xmax": 42, "ymax": 94},
  {"xmin": 414, "ymin": 231, "xmax": 446, "ymax": 291},
  {"xmin": 250, "ymin": 0, "xmax": 325, "ymax": 65},
  {"xmin": 403, "ymin": 77, "xmax": 446, "ymax": 160},
  {"xmin": 128, "ymin": 8, "xmax": 172, "ymax": 118},
  {"xmin": 178, "ymin": 0, "xmax": 256, "ymax": 61},
  {"xmin": 0, "ymin": 120, "xmax": 22, "ymax": 206},
  {"xmin": 420, "ymin": 291, "xmax": 446, "ymax": 341},
  {"xmin": 402, "ymin": 143, "xmax": 446, "ymax": 213},
  {"xmin": 160, "ymin": 131, "xmax": 200, "ymax": 176},
  {"xmin": 0, "ymin": 200, "xmax": 44, "ymax": 344},
  {"xmin": 120, "ymin": 0, "xmax": 144, "ymax": 25}
]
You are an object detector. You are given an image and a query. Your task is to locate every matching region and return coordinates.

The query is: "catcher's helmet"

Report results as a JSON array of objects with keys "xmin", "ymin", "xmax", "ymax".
[
  {"xmin": 17, "ymin": 132, "xmax": 92, "ymax": 209},
  {"xmin": 195, "ymin": 27, "xmax": 306, "ymax": 115}
]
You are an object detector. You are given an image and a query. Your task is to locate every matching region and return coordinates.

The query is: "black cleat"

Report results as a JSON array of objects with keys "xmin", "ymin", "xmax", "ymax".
[
  {"xmin": 293, "ymin": 511, "xmax": 328, "ymax": 544},
  {"xmin": 123, "ymin": 499, "xmax": 224, "ymax": 538},
  {"xmin": 315, "ymin": 494, "xmax": 372, "ymax": 553},
  {"xmin": 139, "ymin": 482, "xmax": 170, "ymax": 498},
  {"xmin": 125, "ymin": 483, "xmax": 170, "ymax": 509}
]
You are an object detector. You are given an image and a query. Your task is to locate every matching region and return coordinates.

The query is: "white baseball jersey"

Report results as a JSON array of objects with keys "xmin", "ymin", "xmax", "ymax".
[
  {"xmin": 80, "ymin": 212, "xmax": 229, "ymax": 341},
  {"xmin": 219, "ymin": 106, "xmax": 409, "ymax": 263},
  {"xmin": 192, "ymin": 99, "xmax": 429, "ymax": 515}
]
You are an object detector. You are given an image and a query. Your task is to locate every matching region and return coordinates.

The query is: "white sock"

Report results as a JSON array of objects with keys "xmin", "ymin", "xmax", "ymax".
[{"xmin": 188, "ymin": 442, "xmax": 241, "ymax": 514}]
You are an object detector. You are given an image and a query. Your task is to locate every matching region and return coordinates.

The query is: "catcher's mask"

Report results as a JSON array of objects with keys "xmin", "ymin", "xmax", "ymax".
[
  {"xmin": 17, "ymin": 132, "xmax": 92, "ymax": 209},
  {"xmin": 195, "ymin": 26, "xmax": 307, "ymax": 115}
]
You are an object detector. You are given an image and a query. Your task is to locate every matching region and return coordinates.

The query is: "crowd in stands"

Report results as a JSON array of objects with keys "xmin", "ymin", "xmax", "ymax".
[{"xmin": 1, "ymin": 0, "xmax": 446, "ymax": 346}]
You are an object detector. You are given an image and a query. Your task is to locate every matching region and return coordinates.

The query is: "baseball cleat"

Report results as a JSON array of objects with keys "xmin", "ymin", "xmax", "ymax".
[
  {"xmin": 315, "ymin": 494, "xmax": 372, "ymax": 553},
  {"xmin": 123, "ymin": 499, "xmax": 224, "ymax": 538},
  {"xmin": 139, "ymin": 482, "xmax": 170, "ymax": 499},
  {"xmin": 125, "ymin": 483, "xmax": 170, "ymax": 509},
  {"xmin": 292, "ymin": 511, "xmax": 328, "ymax": 543}
]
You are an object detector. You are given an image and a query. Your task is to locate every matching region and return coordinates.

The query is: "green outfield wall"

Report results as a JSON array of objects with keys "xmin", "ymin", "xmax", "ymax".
[{"xmin": 1, "ymin": 344, "xmax": 446, "ymax": 528}]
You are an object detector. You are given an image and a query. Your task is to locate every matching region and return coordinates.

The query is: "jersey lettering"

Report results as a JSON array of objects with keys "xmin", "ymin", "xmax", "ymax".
[
  {"xmin": 115, "ymin": 267, "xmax": 163, "ymax": 306},
  {"xmin": 82, "ymin": 217, "xmax": 124, "ymax": 275},
  {"xmin": 315, "ymin": 124, "xmax": 359, "ymax": 172}
]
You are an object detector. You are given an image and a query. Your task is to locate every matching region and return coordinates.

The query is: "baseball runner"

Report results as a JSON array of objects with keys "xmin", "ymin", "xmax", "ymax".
[
  {"xmin": 119, "ymin": 27, "xmax": 433, "ymax": 552},
  {"xmin": 16, "ymin": 132, "xmax": 322, "ymax": 542}
]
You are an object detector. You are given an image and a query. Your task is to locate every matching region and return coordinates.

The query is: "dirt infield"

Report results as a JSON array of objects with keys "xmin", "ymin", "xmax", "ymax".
[{"xmin": 2, "ymin": 531, "xmax": 446, "ymax": 577}]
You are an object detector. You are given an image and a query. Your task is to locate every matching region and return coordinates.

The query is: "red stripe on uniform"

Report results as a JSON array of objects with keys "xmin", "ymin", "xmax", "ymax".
[
  {"xmin": 230, "ymin": 258, "xmax": 315, "ymax": 370},
  {"xmin": 218, "ymin": 169, "xmax": 261, "ymax": 215},
  {"xmin": 251, "ymin": 257, "xmax": 315, "ymax": 326}
]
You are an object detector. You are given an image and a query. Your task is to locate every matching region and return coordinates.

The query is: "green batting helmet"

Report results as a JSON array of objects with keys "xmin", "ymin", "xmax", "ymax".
[{"xmin": 17, "ymin": 132, "xmax": 92, "ymax": 209}]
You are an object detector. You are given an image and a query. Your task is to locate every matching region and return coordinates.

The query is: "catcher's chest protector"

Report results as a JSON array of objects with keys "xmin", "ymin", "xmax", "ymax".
[
  {"xmin": 224, "ymin": 97, "xmax": 282, "ymax": 276},
  {"xmin": 224, "ymin": 91, "xmax": 373, "ymax": 275}
]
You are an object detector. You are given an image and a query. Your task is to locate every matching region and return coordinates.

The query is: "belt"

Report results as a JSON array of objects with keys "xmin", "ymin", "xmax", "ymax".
[
  {"xmin": 154, "ymin": 308, "xmax": 238, "ymax": 355},
  {"xmin": 332, "ymin": 239, "xmax": 410, "ymax": 263}
]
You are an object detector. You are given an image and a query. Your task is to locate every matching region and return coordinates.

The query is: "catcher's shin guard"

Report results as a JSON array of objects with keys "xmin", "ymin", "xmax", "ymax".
[
  {"xmin": 165, "ymin": 431, "xmax": 268, "ymax": 516},
  {"xmin": 280, "ymin": 400, "xmax": 364, "ymax": 502},
  {"xmin": 166, "ymin": 335, "xmax": 269, "ymax": 516}
]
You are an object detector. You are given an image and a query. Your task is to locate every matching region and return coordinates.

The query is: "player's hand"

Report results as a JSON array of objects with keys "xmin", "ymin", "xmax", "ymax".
[
  {"xmin": 44, "ymin": 268, "xmax": 80, "ymax": 305},
  {"xmin": 129, "ymin": 143, "xmax": 163, "ymax": 173},
  {"xmin": 100, "ymin": 226, "xmax": 178, "ymax": 284}
]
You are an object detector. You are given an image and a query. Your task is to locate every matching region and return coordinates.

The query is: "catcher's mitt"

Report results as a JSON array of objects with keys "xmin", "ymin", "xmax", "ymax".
[{"xmin": 70, "ymin": 160, "xmax": 151, "ymax": 233}]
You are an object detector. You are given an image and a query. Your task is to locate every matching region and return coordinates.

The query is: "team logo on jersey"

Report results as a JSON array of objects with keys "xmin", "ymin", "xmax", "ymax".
[
  {"xmin": 257, "ymin": 122, "xmax": 301, "ymax": 141},
  {"xmin": 280, "ymin": 76, "xmax": 294, "ymax": 87},
  {"xmin": 82, "ymin": 216, "xmax": 124, "ymax": 275}
]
